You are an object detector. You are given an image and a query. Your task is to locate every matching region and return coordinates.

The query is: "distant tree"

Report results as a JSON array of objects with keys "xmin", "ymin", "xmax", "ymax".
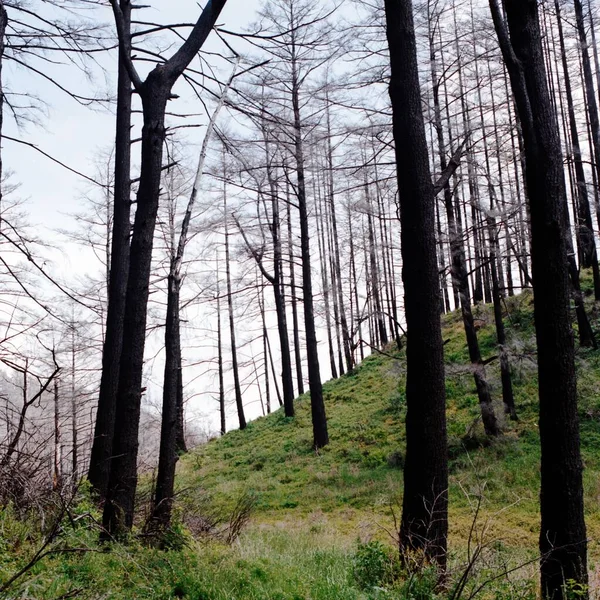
[{"xmin": 251, "ymin": 0, "xmax": 335, "ymax": 448}]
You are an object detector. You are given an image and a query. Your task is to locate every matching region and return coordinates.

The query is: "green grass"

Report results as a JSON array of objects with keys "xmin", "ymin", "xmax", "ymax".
[{"xmin": 2, "ymin": 281, "xmax": 600, "ymax": 598}]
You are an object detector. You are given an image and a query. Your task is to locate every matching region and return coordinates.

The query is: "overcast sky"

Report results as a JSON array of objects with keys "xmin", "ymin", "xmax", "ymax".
[{"xmin": 4, "ymin": 0, "xmax": 261, "ymax": 271}]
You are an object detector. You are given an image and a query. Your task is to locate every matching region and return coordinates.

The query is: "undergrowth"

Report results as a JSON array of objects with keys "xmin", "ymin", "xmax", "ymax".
[{"xmin": 2, "ymin": 279, "xmax": 600, "ymax": 598}]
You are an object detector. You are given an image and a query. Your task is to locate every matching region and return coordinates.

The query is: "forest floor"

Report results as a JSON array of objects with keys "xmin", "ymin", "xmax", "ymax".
[{"xmin": 2, "ymin": 283, "xmax": 600, "ymax": 599}]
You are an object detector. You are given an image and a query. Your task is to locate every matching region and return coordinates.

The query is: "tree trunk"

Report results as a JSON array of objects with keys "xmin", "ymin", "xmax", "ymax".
[
  {"xmin": 287, "ymin": 192, "xmax": 304, "ymax": 396},
  {"xmin": 291, "ymin": 46, "xmax": 328, "ymax": 449},
  {"xmin": 487, "ymin": 215, "xmax": 517, "ymax": 420},
  {"xmin": 490, "ymin": 2, "xmax": 589, "ymax": 596},
  {"xmin": 384, "ymin": 0, "xmax": 448, "ymax": 570},
  {"xmin": 224, "ymin": 186, "xmax": 247, "ymax": 431},
  {"xmin": 88, "ymin": 0, "xmax": 132, "ymax": 499},
  {"xmin": 150, "ymin": 271, "xmax": 181, "ymax": 532},
  {"xmin": 102, "ymin": 81, "xmax": 170, "ymax": 538},
  {"xmin": 263, "ymin": 125, "xmax": 295, "ymax": 415}
]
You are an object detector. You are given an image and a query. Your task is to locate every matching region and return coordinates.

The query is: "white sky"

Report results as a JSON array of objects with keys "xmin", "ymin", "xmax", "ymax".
[{"xmin": 4, "ymin": 1, "xmax": 260, "ymax": 245}]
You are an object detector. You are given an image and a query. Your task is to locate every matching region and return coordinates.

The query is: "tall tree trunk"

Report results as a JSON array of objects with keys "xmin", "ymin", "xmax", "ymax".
[
  {"xmin": 325, "ymin": 99, "xmax": 354, "ymax": 371},
  {"xmin": 291, "ymin": 46, "xmax": 328, "ymax": 448},
  {"xmin": 262, "ymin": 122, "xmax": 295, "ymax": 415},
  {"xmin": 103, "ymin": 87, "xmax": 169, "ymax": 539},
  {"xmin": 384, "ymin": 0, "xmax": 448, "ymax": 570},
  {"xmin": 490, "ymin": 2, "xmax": 589, "ymax": 596},
  {"xmin": 88, "ymin": 0, "xmax": 132, "ymax": 499},
  {"xmin": 151, "ymin": 271, "xmax": 181, "ymax": 532},
  {"xmin": 224, "ymin": 186, "xmax": 246, "ymax": 431},
  {"xmin": 287, "ymin": 192, "xmax": 304, "ymax": 396}
]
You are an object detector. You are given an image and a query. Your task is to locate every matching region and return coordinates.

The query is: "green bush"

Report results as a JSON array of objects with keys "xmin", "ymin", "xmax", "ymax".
[{"xmin": 351, "ymin": 540, "xmax": 397, "ymax": 590}]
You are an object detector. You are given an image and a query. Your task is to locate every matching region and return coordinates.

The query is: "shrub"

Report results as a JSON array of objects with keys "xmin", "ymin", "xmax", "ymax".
[{"xmin": 351, "ymin": 540, "xmax": 397, "ymax": 590}]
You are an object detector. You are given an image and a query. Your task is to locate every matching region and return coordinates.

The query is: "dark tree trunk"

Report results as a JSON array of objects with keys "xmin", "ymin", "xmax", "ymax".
[
  {"xmin": 487, "ymin": 215, "xmax": 517, "ymax": 420},
  {"xmin": 263, "ymin": 130, "xmax": 295, "ymax": 416},
  {"xmin": 291, "ymin": 58, "xmax": 328, "ymax": 448},
  {"xmin": 102, "ymin": 0, "xmax": 228, "ymax": 538},
  {"xmin": 102, "ymin": 84, "xmax": 169, "ymax": 539},
  {"xmin": 384, "ymin": 0, "xmax": 448, "ymax": 570},
  {"xmin": 490, "ymin": 2, "xmax": 589, "ymax": 597},
  {"xmin": 88, "ymin": 0, "xmax": 132, "ymax": 499},
  {"xmin": 224, "ymin": 190, "xmax": 246, "ymax": 431},
  {"xmin": 150, "ymin": 272, "xmax": 181, "ymax": 531},
  {"xmin": 287, "ymin": 193, "xmax": 304, "ymax": 396}
]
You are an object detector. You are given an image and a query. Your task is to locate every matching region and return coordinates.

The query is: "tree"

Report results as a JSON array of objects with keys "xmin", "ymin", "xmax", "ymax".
[
  {"xmin": 251, "ymin": 0, "xmax": 333, "ymax": 448},
  {"xmin": 102, "ymin": 0, "xmax": 229, "ymax": 538},
  {"xmin": 88, "ymin": 0, "xmax": 133, "ymax": 500},
  {"xmin": 489, "ymin": 0, "xmax": 588, "ymax": 596},
  {"xmin": 384, "ymin": 0, "xmax": 448, "ymax": 569},
  {"xmin": 150, "ymin": 63, "xmax": 237, "ymax": 534}
]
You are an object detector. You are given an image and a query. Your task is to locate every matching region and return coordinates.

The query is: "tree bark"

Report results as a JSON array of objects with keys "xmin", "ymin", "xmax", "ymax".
[
  {"xmin": 88, "ymin": 0, "xmax": 132, "ymax": 499},
  {"xmin": 291, "ymin": 39, "xmax": 328, "ymax": 448},
  {"xmin": 490, "ymin": 1, "xmax": 589, "ymax": 596},
  {"xmin": 384, "ymin": 0, "xmax": 448, "ymax": 570}
]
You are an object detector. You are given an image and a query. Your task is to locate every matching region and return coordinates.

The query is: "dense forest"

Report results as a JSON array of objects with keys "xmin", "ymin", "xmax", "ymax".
[{"xmin": 0, "ymin": 0, "xmax": 599, "ymax": 598}]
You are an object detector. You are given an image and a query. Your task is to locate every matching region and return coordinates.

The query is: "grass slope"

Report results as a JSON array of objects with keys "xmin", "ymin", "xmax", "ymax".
[
  {"xmin": 182, "ymin": 291, "xmax": 600, "ymax": 544},
  {"xmin": 2, "ymin": 288, "xmax": 600, "ymax": 599}
]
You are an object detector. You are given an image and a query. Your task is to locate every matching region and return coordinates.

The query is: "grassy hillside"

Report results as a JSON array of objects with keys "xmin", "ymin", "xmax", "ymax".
[
  {"xmin": 180, "ymin": 290, "xmax": 600, "ymax": 548},
  {"xmin": 2, "ymin": 288, "xmax": 600, "ymax": 599}
]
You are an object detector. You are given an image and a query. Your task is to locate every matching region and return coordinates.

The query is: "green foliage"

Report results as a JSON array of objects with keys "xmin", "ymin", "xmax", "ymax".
[
  {"xmin": 3, "ymin": 286, "xmax": 600, "ymax": 598},
  {"xmin": 352, "ymin": 540, "xmax": 398, "ymax": 590},
  {"xmin": 563, "ymin": 579, "xmax": 589, "ymax": 600}
]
